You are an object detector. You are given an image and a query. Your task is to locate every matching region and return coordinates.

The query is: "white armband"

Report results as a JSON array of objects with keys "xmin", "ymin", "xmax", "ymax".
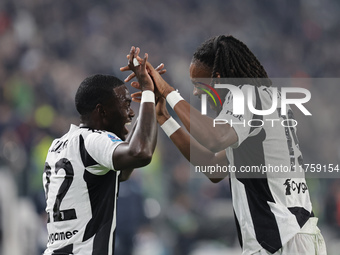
[
  {"xmin": 160, "ymin": 116, "xmax": 181, "ymax": 137},
  {"xmin": 141, "ymin": 90, "xmax": 155, "ymax": 104},
  {"xmin": 166, "ymin": 90, "xmax": 184, "ymax": 109}
]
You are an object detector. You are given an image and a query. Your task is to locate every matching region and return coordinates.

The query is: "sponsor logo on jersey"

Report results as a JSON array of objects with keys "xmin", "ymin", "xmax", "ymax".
[
  {"xmin": 48, "ymin": 230, "xmax": 78, "ymax": 244},
  {"xmin": 108, "ymin": 134, "xmax": 122, "ymax": 142},
  {"xmin": 283, "ymin": 178, "xmax": 308, "ymax": 195}
]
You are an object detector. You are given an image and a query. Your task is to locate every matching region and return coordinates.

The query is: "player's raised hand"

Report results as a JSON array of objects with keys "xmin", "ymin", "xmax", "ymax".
[
  {"xmin": 124, "ymin": 54, "xmax": 174, "ymax": 98},
  {"xmin": 121, "ymin": 54, "xmax": 167, "ymax": 83},
  {"xmin": 127, "ymin": 46, "xmax": 153, "ymax": 91},
  {"xmin": 146, "ymin": 64, "xmax": 175, "ymax": 98}
]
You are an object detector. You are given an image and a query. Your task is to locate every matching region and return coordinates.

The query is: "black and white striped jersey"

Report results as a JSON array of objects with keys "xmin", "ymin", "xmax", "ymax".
[
  {"xmin": 216, "ymin": 85, "xmax": 313, "ymax": 254},
  {"xmin": 43, "ymin": 124, "xmax": 123, "ymax": 255}
]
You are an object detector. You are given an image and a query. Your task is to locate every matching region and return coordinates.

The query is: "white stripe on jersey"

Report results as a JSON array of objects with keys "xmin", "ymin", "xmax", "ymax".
[
  {"xmin": 43, "ymin": 124, "xmax": 123, "ymax": 255},
  {"xmin": 218, "ymin": 85, "xmax": 313, "ymax": 254}
]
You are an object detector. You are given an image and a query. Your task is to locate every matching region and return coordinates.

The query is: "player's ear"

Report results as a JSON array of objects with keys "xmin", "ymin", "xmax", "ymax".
[
  {"xmin": 95, "ymin": 104, "xmax": 106, "ymax": 117},
  {"xmin": 213, "ymin": 72, "xmax": 221, "ymax": 85}
]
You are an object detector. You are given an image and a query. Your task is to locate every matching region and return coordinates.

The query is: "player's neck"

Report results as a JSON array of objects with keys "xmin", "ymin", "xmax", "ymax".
[{"xmin": 79, "ymin": 115, "xmax": 100, "ymax": 130}]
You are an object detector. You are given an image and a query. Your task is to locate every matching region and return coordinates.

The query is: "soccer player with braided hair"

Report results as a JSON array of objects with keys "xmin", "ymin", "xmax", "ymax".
[
  {"xmin": 123, "ymin": 35, "xmax": 326, "ymax": 255},
  {"xmin": 193, "ymin": 35, "xmax": 271, "ymax": 84}
]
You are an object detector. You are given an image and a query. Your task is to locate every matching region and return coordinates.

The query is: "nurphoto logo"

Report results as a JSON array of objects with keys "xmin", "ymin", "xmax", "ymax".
[{"xmin": 198, "ymin": 82, "xmax": 311, "ymax": 128}]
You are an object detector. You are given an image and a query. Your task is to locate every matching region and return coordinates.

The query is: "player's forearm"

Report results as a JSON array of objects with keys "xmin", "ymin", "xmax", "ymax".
[
  {"xmin": 172, "ymin": 100, "xmax": 235, "ymax": 152},
  {"xmin": 159, "ymin": 114, "xmax": 227, "ymax": 167},
  {"xmin": 149, "ymin": 67, "xmax": 235, "ymax": 151},
  {"xmin": 113, "ymin": 103, "xmax": 157, "ymax": 170},
  {"xmin": 125, "ymin": 120, "xmax": 138, "ymax": 142},
  {"xmin": 118, "ymin": 122, "xmax": 138, "ymax": 182},
  {"xmin": 166, "ymin": 126, "xmax": 228, "ymax": 182},
  {"xmin": 170, "ymin": 127, "xmax": 222, "ymax": 166},
  {"xmin": 128, "ymin": 102, "xmax": 157, "ymax": 164}
]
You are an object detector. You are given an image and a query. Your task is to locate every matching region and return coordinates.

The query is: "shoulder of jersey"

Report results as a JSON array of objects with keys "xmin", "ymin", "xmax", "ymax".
[{"xmin": 82, "ymin": 128, "xmax": 122, "ymax": 143}]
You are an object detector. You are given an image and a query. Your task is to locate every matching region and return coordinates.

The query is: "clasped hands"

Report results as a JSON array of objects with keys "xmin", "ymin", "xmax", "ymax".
[{"xmin": 120, "ymin": 46, "xmax": 174, "ymax": 103}]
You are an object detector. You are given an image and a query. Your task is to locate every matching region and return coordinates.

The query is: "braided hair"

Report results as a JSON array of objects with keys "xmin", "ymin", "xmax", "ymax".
[{"xmin": 192, "ymin": 35, "xmax": 272, "ymax": 87}]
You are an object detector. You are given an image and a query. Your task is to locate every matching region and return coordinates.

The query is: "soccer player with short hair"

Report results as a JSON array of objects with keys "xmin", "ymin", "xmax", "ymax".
[
  {"xmin": 128, "ymin": 36, "xmax": 327, "ymax": 255},
  {"xmin": 42, "ymin": 47, "xmax": 158, "ymax": 255}
]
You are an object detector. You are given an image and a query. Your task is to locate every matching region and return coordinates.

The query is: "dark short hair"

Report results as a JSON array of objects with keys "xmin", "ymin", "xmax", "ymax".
[
  {"xmin": 193, "ymin": 35, "xmax": 271, "ymax": 87},
  {"xmin": 75, "ymin": 74, "xmax": 124, "ymax": 115}
]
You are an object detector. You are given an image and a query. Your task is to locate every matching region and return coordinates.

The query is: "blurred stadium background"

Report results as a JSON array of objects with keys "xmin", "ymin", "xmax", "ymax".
[{"xmin": 0, "ymin": 0, "xmax": 340, "ymax": 254}]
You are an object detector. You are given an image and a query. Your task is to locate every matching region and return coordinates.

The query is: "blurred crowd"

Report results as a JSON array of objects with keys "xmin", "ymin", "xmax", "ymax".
[{"xmin": 0, "ymin": 0, "xmax": 340, "ymax": 254}]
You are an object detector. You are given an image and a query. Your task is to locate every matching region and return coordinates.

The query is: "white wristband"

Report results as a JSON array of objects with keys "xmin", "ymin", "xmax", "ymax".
[
  {"xmin": 141, "ymin": 90, "xmax": 155, "ymax": 104},
  {"xmin": 166, "ymin": 90, "xmax": 184, "ymax": 109},
  {"xmin": 160, "ymin": 117, "xmax": 181, "ymax": 137}
]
